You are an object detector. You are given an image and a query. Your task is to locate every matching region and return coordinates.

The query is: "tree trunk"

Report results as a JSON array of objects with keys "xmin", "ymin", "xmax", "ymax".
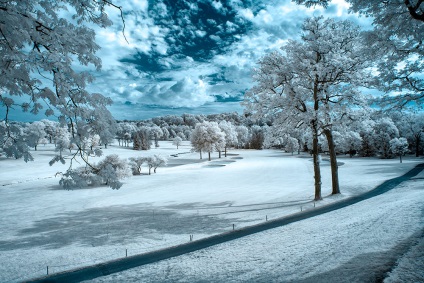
[
  {"xmin": 312, "ymin": 130, "xmax": 322, "ymax": 201},
  {"xmin": 312, "ymin": 73, "xmax": 322, "ymax": 201},
  {"xmin": 400, "ymin": 155, "xmax": 402, "ymax": 163},
  {"xmin": 199, "ymin": 150, "xmax": 202, "ymax": 159},
  {"xmin": 105, "ymin": 143, "xmax": 107, "ymax": 149},
  {"xmin": 324, "ymin": 129, "xmax": 340, "ymax": 195},
  {"xmin": 208, "ymin": 152, "xmax": 211, "ymax": 161},
  {"xmin": 219, "ymin": 151, "xmax": 221, "ymax": 158},
  {"xmin": 415, "ymin": 135, "xmax": 420, "ymax": 157},
  {"xmin": 225, "ymin": 146, "xmax": 227, "ymax": 157}
]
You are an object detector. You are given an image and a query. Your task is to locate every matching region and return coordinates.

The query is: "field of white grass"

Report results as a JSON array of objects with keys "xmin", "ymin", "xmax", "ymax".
[{"xmin": 0, "ymin": 141, "xmax": 422, "ymax": 282}]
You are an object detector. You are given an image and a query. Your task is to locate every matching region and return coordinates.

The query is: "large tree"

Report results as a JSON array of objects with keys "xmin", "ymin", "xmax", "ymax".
[
  {"xmin": 244, "ymin": 17, "xmax": 371, "ymax": 200},
  {"xmin": 0, "ymin": 0, "xmax": 123, "ymax": 188},
  {"xmin": 294, "ymin": 0, "xmax": 424, "ymax": 108}
]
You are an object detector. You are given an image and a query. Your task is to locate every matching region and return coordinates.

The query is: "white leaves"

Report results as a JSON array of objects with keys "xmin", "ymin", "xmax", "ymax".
[
  {"xmin": 190, "ymin": 121, "xmax": 226, "ymax": 154},
  {"xmin": 59, "ymin": 154, "xmax": 131, "ymax": 190},
  {"xmin": 390, "ymin": 137, "xmax": 409, "ymax": 155}
]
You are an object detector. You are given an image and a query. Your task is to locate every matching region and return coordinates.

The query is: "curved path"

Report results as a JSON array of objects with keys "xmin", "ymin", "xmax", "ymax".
[{"xmin": 26, "ymin": 163, "xmax": 424, "ymax": 283}]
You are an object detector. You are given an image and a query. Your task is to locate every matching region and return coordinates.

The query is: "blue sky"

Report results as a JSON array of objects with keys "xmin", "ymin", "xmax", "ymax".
[{"xmin": 9, "ymin": 0, "xmax": 372, "ymax": 122}]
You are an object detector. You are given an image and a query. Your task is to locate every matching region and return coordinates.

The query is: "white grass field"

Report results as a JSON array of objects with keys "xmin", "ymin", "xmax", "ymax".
[{"xmin": 0, "ymin": 141, "xmax": 423, "ymax": 282}]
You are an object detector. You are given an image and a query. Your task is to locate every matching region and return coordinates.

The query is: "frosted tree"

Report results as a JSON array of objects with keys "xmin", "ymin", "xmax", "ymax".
[
  {"xmin": 133, "ymin": 127, "xmax": 151, "ymax": 150},
  {"xmin": 390, "ymin": 138, "xmax": 410, "ymax": 163},
  {"xmin": 54, "ymin": 126, "xmax": 71, "ymax": 159},
  {"xmin": 41, "ymin": 119, "xmax": 59, "ymax": 144},
  {"xmin": 0, "ymin": 121, "xmax": 32, "ymax": 161},
  {"xmin": 150, "ymin": 126, "xmax": 163, "ymax": 148},
  {"xmin": 0, "ymin": 0, "xmax": 126, "ymax": 189},
  {"xmin": 60, "ymin": 154, "xmax": 131, "ymax": 190},
  {"xmin": 190, "ymin": 122, "xmax": 225, "ymax": 161},
  {"xmin": 218, "ymin": 121, "xmax": 238, "ymax": 157},
  {"xmin": 391, "ymin": 112, "xmax": 424, "ymax": 157},
  {"xmin": 25, "ymin": 121, "xmax": 47, "ymax": 151},
  {"xmin": 249, "ymin": 125, "xmax": 265, "ymax": 150},
  {"xmin": 128, "ymin": 156, "xmax": 148, "ymax": 175},
  {"xmin": 151, "ymin": 155, "xmax": 168, "ymax": 173},
  {"xmin": 89, "ymin": 134, "xmax": 101, "ymax": 151},
  {"xmin": 285, "ymin": 137, "xmax": 300, "ymax": 155},
  {"xmin": 235, "ymin": 125, "xmax": 249, "ymax": 149},
  {"xmin": 372, "ymin": 118, "xmax": 400, "ymax": 159},
  {"xmin": 294, "ymin": 0, "xmax": 424, "ymax": 108},
  {"xmin": 244, "ymin": 17, "xmax": 371, "ymax": 200},
  {"xmin": 172, "ymin": 136, "xmax": 183, "ymax": 149}
]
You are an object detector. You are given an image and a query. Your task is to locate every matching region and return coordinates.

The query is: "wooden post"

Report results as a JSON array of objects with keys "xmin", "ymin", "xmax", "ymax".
[
  {"xmin": 232, "ymin": 224, "xmax": 235, "ymax": 230},
  {"xmin": 266, "ymin": 215, "xmax": 268, "ymax": 221},
  {"xmin": 126, "ymin": 249, "xmax": 127, "ymax": 257},
  {"xmin": 47, "ymin": 266, "xmax": 49, "ymax": 275}
]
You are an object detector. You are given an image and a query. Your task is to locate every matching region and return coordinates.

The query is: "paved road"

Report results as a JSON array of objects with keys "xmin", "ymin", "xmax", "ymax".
[{"xmin": 25, "ymin": 163, "xmax": 424, "ymax": 283}]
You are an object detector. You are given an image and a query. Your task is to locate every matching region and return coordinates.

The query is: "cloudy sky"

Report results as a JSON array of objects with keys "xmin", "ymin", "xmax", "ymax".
[{"xmin": 16, "ymin": 0, "xmax": 372, "ymax": 121}]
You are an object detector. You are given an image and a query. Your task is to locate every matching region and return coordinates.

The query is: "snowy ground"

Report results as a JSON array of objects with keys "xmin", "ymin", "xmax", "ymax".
[{"xmin": 0, "ymin": 141, "xmax": 422, "ymax": 282}]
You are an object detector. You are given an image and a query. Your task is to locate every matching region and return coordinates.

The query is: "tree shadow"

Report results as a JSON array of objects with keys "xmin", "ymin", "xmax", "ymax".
[{"xmin": 0, "ymin": 204, "xmax": 243, "ymax": 251}]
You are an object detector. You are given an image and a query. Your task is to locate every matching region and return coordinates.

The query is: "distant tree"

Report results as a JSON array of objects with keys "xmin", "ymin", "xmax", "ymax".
[
  {"xmin": 235, "ymin": 125, "xmax": 249, "ymax": 149},
  {"xmin": 128, "ymin": 156, "xmax": 148, "ymax": 175},
  {"xmin": 285, "ymin": 137, "xmax": 300, "ymax": 155},
  {"xmin": 133, "ymin": 127, "xmax": 151, "ymax": 150},
  {"xmin": 392, "ymin": 112, "xmax": 424, "ymax": 157},
  {"xmin": 373, "ymin": 118, "xmax": 400, "ymax": 159},
  {"xmin": 41, "ymin": 119, "xmax": 59, "ymax": 144},
  {"xmin": 25, "ymin": 121, "xmax": 47, "ymax": 151},
  {"xmin": 162, "ymin": 127, "xmax": 170, "ymax": 140},
  {"xmin": 172, "ymin": 136, "xmax": 183, "ymax": 149},
  {"xmin": 249, "ymin": 125, "xmax": 264, "ymax": 150},
  {"xmin": 0, "ymin": 121, "xmax": 32, "ymax": 161},
  {"xmin": 390, "ymin": 137, "xmax": 409, "ymax": 163},
  {"xmin": 151, "ymin": 155, "xmax": 167, "ymax": 173},
  {"xmin": 150, "ymin": 126, "xmax": 163, "ymax": 148},
  {"xmin": 191, "ymin": 122, "xmax": 225, "ymax": 161},
  {"xmin": 54, "ymin": 127, "xmax": 71, "ymax": 158},
  {"xmin": 218, "ymin": 121, "xmax": 238, "ymax": 157},
  {"xmin": 88, "ymin": 134, "xmax": 100, "ymax": 151}
]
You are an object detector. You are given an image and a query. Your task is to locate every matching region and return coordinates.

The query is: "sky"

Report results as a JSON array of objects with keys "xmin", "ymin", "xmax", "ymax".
[{"xmin": 9, "ymin": 0, "xmax": 372, "ymax": 122}]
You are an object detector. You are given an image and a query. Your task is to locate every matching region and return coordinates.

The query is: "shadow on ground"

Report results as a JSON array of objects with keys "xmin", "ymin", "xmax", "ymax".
[{"xmin": 0, "ymin": 204, "xmax": 245, "ymax": 251}]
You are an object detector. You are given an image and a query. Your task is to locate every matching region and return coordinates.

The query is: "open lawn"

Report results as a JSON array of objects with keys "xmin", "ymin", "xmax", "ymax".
[{"xmin": 0, "ymin": 141, "xmax": 422, "ymax": 282}]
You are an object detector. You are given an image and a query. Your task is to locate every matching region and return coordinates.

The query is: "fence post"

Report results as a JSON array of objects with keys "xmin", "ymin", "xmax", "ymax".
[
  {"xmin": 47, "ymin": 266, "xmax": 49, "ymax": 275},
  {"xmin": 232, "ymin": 224, "xmax": 235, "ymax": 230}
]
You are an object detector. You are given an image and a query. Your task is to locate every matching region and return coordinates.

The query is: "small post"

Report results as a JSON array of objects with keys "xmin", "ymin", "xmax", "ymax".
[
  {"xmin": 301, "ymin": 206, "xmax": 303, "ymax": 212},
  {"xmin": 47, "ymin": 266, "xmax": 49, "ymax": 275},
  {"xmin": 232, "ymin": 224, "xmax": 235, "ymax": 230},
  {"xmin": 266, "ymin": 215, "xmax": 268, "ymax": 221},
  {"xmin": 314, "ymin": 202, "xmax": 316, "ymax": 208},
  {"xmin": 126, "ymin": 249, "xmax": 127, "ymax": 257}
]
